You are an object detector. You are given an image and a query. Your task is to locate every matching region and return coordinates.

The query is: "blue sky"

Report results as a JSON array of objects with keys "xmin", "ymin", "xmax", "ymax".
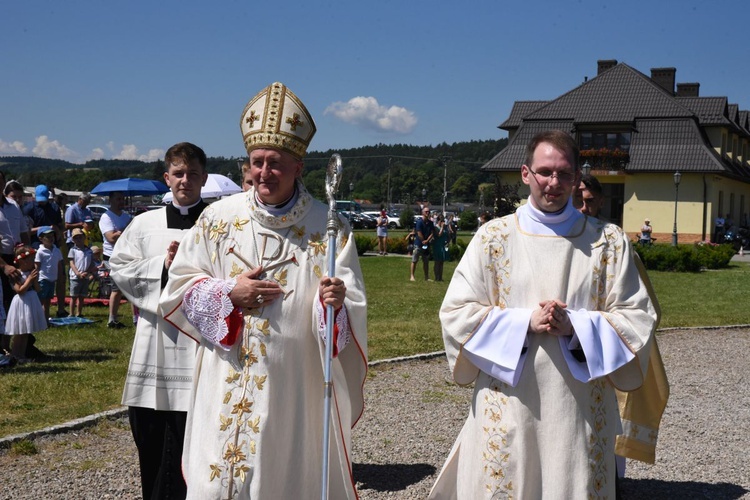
[{"xmin": 2, "ymin": 0, "xmax": 748, "ymax": 164}]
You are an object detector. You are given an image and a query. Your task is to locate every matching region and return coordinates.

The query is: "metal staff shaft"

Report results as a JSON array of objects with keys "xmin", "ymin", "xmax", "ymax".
[{"xmin": 321, "ymin": 154, "xmax": 342, "ymax": 500}]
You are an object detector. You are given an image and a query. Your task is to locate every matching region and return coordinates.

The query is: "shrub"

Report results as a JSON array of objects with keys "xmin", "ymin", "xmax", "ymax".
[
  {"xmin": 448, "ymin": 243, "xmax": 463, "ymax": 261},
  {"xmin": 448, "ymin": 237, "xmax": 469, "ymax": 261},
  {"xmin": 354, "ymin": 234, "xmax": 376, "ymax": 256},
  {"xmin": 634, "ymin": 242, "xmax": 735, "ymax": 272},
  {"xmin": 387, "ymin": 237, "xmax": 408, "ymax": 254},
  {"xmin": 694, "ymin": 243, "xmax": 735, "ymax": 269},
  {"xmin": 400, "ymin": 207, "xmax": 415, "ymax": 229},
  {"xmin": 458, "ymin": 210, "xmax": 478, "ymax": 231}
]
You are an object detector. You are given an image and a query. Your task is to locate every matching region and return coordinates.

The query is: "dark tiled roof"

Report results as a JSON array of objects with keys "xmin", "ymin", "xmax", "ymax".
[
  {"xmin": 727, "ymin": 104, "xmax": 739, "ymax": 125},
  {"xmin": 523, "ymin": 64, "xmax": 694, "ymax": 123},
  {"xmin": 740, "ymin": 111, "xmax": 749, "ymax": 134},
  {"xmin": 627, "ymin": 119, "xmax": 727, "ymax": 173},
  {"xmin": 483, "ymin": 121, "xmax": 574, "ymax": 172},
  {"xmin": 675, "ymin": 97, "xmax": 730, "ymax": 125},
  {"xmin": 499, "ymin": 101, "xmax": 549, "ymax": 129},
  {"xmin": 484, "ymin": 61, "xmax": 750, "ymax": 180}
]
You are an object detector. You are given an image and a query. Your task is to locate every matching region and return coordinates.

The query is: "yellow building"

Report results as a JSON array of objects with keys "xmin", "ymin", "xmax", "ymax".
[{"xmin": 484, "ymin": 60, "xmax": 750, "ymax": 244}]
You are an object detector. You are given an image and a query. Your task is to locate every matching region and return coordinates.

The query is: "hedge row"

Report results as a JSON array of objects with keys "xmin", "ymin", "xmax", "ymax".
[
  {"xmin": 634, "ymin": 242, "xmax": 736, "ymax": 272},
  {"xmin": 353, "ymin": 234, "xmax": 468, "ymax": 261}
]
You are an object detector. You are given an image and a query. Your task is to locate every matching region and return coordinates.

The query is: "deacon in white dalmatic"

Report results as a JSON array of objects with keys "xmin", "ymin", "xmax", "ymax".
[{"xmin": 430, "ymin": 130, "xmax": 657, "ymax": 499}]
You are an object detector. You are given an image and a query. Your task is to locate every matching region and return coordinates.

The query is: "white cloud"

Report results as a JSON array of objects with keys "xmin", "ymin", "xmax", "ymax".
[
  {"xmin": 0, "ymin": 139, "xmax": 28, "ymax": 155},
  {"xmin": 114, "ymin": 144, "xmax": 164, "ymax": 162},
  {"xmin": 324, "ymin": 96, "xmax": 417, "ymax": 134},
  {"xmin": 89, "ymin": 148, "xmax": 105, "ymax": 160},
  {"xmin": 32, "ymin": 135, "xmax": 77, "ymax": 159}
]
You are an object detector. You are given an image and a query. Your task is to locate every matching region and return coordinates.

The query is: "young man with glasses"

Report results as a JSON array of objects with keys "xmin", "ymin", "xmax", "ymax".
[{"xmin": 431, "ymin": 130, "xmax": 657, "ymax": 499}]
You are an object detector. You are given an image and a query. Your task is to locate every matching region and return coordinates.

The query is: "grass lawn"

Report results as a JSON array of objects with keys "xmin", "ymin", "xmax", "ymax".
[{"xmin": 1, "ymin": 255, "xmax": 748, "ymax": 437}]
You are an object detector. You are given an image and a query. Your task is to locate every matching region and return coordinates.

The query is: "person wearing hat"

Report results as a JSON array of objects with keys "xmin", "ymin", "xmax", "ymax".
[
  {"xmin": 67, "ymin": 228, "xmax": 96, "ymax": 318},
  {"xmin": 22, "ymin": 184, "xmax": 68, "ymax": 317},
  {"xmin": 640, "ymin": 217, "xmax": 653, "ymax": 245},
  {"xmin": 64, "ymin": 192, "xmax": 93, "ymax": 244},
  {"xmin": 160, "ymin": 82, "xmax": 367, "ymax": 498},
  {"xmin": 34, "ymin": 225, "xmax": 63, "ymax": 321},
  {"xmin": 81, "ymin": 216, "xmax": 99, "ymax": 247},
  {"xmin": 108, "ymin": 142, "xmax": 209, "ymax": 499}
]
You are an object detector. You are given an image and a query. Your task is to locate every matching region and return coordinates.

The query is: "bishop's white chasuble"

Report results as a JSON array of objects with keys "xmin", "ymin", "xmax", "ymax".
[{"xmin": 161, "ymin": 185, "xmax": 367, "ymax": 499}]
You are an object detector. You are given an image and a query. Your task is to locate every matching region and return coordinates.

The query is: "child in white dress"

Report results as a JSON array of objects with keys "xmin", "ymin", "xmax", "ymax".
[{"xmin": 6, "ymin": 246, "xmax": 47, "ymax": 363}]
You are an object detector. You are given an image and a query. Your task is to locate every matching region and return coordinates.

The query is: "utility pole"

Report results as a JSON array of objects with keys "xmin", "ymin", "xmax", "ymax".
[
  {"xmin": 441, "ymin": 155, "xmax": 451, "ymax": 216},
  {"xmin": 387, "ymin": 157, "xmax": 392, "ymax": 211}
]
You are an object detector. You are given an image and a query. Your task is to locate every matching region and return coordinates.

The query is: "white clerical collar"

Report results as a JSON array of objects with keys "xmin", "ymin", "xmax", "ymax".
[
  {"xmin": 171, "ymin": 199, "xmax": 203, "ymax": 216},
  {"xmin": 255, "ymin": 188, "xmax": 300, "ymax": 217},
  {"xmin": 517, "ymin": 198, "xmax": 583, "ymax": 236}
]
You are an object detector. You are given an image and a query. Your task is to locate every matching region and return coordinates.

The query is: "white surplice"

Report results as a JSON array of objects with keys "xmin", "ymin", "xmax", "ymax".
[
  {"xmin": 160, "ymin": 183, "xmax": 367, "ymax": 499},
  {"xmin": 430, "ymin": 202, "xmax": 657, "ymax": 499},
  {"xmin": 109, "ymin": 207, "xmax": 199, "ymax": 411}
]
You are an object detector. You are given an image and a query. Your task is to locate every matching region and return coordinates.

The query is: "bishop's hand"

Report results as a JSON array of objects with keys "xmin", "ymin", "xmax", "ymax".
[
  {"xmin": 229, "ymin": 266, "xmax": 283, "ymax": 309},
  {"xmin": 318, "ymin": 276, "xmax": 346, "ymax": 311}
]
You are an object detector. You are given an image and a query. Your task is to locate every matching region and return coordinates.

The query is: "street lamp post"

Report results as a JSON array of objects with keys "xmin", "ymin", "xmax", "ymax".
[
  {"xmin": 422, "ymin": 188, "xmax": 427, "ymax": 207},
  {"xmin": 672, "ymin": 171, "xmax": 682, "ymax": 246}
]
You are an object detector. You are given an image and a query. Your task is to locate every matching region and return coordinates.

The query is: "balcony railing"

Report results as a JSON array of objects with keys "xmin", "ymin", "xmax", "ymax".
[{"xmin": 579, "ymin": 148, "xmax": 630, "ymax": 170}]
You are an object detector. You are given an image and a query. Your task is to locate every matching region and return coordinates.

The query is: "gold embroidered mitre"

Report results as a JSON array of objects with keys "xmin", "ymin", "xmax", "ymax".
[{"xmin": 240, "ymin": 82, "xmax": 317, "ymax": 159}]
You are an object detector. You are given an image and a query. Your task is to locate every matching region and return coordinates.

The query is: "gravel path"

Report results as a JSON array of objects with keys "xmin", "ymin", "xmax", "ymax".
[{"xmin": 1, "ymin": 327, "xmax": 748, "ymax": 499}]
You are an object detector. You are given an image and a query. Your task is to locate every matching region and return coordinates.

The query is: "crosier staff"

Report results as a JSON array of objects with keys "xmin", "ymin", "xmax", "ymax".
[{"xmin": 321, "ymin": 153, "xmax": 342, "ymax": 500}]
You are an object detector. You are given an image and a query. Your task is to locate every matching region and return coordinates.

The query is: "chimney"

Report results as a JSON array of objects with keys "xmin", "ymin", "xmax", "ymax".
[
  {"xmin": 597, "ymin": 59, "xmax": 618, "ymax": 75},
  {"xmin": 651, "ymin": 67, "xmax": 676, "ymax": 94},
  {"xmin": 676, "ymin": 82, "xmax": 700, "ymax": 97}
]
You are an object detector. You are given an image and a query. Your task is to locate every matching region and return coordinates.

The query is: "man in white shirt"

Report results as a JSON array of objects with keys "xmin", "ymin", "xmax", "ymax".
[{"xmin": 98, "ymin": 191, "xmax": 132, "ymax": 328}]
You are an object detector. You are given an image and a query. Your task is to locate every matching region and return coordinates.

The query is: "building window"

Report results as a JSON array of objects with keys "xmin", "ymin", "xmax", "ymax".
[{"xmin": 579, "ymin": 132, "xmax": 631, "ymax": 169}]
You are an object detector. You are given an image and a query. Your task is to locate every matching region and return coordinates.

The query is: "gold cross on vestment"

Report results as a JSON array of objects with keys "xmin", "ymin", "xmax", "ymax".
[{"xmin": 286, "ymin": 113, "xmax": 303, "ymax": 131}]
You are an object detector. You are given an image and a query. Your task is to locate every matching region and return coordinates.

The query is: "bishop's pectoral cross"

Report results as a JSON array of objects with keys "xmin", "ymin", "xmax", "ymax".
[{"xmin": 226, "ymin": 231, "xmax": 298, "ymax": 299}]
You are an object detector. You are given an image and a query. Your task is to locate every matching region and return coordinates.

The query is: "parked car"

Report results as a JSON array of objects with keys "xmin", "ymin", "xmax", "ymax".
[
  {"xmin": 339, "ymin": 211, "xmax": 376, "ymax": 229},
  {"xmin": 86, "ymin": 204, "xmax": 109, "ymax": 220},
  {"xmin": 362, "ymin": 211, "xmax": 401, "ymax": 229},
  {"xmin": 356, "ymin": 212, "xmax": 378, "ymax": 229}
]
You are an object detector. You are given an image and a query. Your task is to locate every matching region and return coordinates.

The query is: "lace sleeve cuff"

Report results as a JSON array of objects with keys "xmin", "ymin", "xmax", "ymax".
[
  {"xmin": 182, "ymin": 278, "xmax": 242, "ymax": 350},
  {"xmin": 315, "ymin": 299, "xmax": 351, "ymax": 357}
]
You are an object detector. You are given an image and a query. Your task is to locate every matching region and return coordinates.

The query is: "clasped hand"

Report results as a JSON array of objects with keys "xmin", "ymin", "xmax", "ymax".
[{"xmin": 529, "ymin": 299, "xmax": 573, "ymax": 337}]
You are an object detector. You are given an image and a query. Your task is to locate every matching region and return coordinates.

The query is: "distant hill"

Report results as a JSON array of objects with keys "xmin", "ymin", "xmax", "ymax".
[{"xmin": 0, "ymin": 138, "xmax": 508, "ymax": 204}]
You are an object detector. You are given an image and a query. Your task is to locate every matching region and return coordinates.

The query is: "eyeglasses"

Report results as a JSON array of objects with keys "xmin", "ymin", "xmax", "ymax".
[{"xmin": 527, "ymin": 166, "xmax": 577, "ymax": 184}]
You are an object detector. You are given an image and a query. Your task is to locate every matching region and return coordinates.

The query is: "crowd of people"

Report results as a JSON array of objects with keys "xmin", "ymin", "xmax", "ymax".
[
  {"xmin": 0, "ymin": 179, "xmax": 136, "ymax": 366},
  {"xmin": 2, "ymin": 78, "xmax": 673, "ymax": 499}
]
